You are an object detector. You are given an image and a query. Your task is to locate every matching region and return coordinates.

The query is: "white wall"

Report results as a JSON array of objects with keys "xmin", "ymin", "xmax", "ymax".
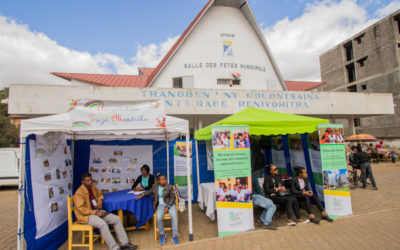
[{"xmin": 151, "ymin": 6, "xmax": 283, "ymax": 90}]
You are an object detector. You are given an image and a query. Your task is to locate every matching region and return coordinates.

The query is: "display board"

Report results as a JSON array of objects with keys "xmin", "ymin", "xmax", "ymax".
[
  {"xmin": 271, "ymin": 136, "xmax": 286, "ymax": 174},
  {"xmin": 306, "ymin": 132, "xmax": 324, "ymax": 201},
  {"xmin": 173, "ymin": 141, "xmax": 193, "ymax": 200},
  {"xmin": 70, "ymin": 99, "xmax": 166, "ymax": 131},
  {"xmin": 212, "ymin": 125, "xmax": 254, "ymax": 237},
  {"xmin": 89, "ymin": 145, "xmax": 153, "ymax": 193},
  {"xmin": 288, "ymin": 134, "xmax": 307, "ymax": 174},
  {"xmin": 318, "ymin": 124, "xmax": 352, "ymax": 218},
  {"xmin": 29, "ymin": 132, "xmax": 73, "ymax": 239}
]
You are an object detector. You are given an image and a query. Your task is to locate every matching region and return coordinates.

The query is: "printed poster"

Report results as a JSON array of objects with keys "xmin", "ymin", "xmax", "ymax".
[
  {"xmin": 173, "ymin": 141, "xmax": 193, "ymax": 200},
  {"xmin": 288, "ymin": 135, "xmax": 307, "ymax": 174},
  {"xmin": 70, "ymin": 99, "xmax": 166, "ymax": 131},
  {"xmin": 212, "ymin": 125, "xmax": 254, "ymax": 237},
  {"xmin": 89, "ymin": 145, "xmax": 153, "ymax": 194},
  {"xmin": 318, "ymin": 124, "xmax": 352, "ymax": 218},
  {"xmin": 271, "ymin": 136, "xmax": 286, "ymax": 175},
  {"xmin": 29, "ymin": 132, "xmax": 73, "ymax": 239},
  {"xmin": 307, "ymin": 132, "xmax": 324, "ymax": 201}
]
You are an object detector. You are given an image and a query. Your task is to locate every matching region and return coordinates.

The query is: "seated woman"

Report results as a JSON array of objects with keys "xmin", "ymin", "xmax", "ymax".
[
  {"xmin": 291, "ymin": 167, "xmax": 333, "ymax": 223},
  {"xmin": 132, "ymin": 165, "xmax": 155, "ymax": 191},
  {"xmin": 136, "ymin": 173, "xmax": 179, "ymax": 245},
  {"xmin": 264, "ymin": 165, "xmax": 309, "ymax": 226}
]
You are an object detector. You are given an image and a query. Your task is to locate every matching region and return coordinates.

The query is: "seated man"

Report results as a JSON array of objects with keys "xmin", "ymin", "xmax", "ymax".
[
  {"xmin": 252, "ymin": 167, "xmax": 277, "ymax": 230},
  {"xmin": 291, "ymin": 168, "xmax": 333, "ymax": 224},
  {"xmin": 73, "ymin": 173, "xmax": 137, "ymax": 250},
  {"xmin": 136, "ymin": 174, "xmax": 179, "ymax": 245},
  {"xmin": 264, "ymin": 165, "xmax": 309, "ymax": 226}
]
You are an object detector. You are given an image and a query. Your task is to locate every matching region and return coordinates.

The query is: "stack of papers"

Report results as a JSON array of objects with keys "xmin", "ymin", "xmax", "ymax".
[{"xmin": 128, "ymin": 190, "xmax": 144, "ymax": 195}]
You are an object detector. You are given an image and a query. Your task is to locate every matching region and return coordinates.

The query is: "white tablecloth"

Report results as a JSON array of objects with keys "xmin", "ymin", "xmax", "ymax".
[{"xmin": 197, "ymin": 182, "xmax": 216, "ymax": 221}]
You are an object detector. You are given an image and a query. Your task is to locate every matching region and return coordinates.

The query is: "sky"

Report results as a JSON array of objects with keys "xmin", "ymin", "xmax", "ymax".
[{"xmin": 0, "ymin": 0, "xmax": 399, "ymax": 88}]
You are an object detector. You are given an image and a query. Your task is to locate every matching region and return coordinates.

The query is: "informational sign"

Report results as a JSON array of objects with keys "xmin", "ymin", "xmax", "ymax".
[
  {"xmin": 211, "ymin": 125, "xmax": 254, "ymax": 237},
  {"xmin": 271, "ymin": 136, "xmax": 286, "ymax": 174},
  {"xmin": 70, "ymin": 99, "xmax": 166, "ymax": 131},
  {"xmin": 173, "ymin": 141, "xmax": 193, "ymax": 200},
  {"xmin": 318, "ymin": 124, "xmax": 352, "ymax": 218},
  {"xmin": 89, "ymin": 145, "xmax": 153, "ymax": 194},
  {"xmin": 29, "ymin": 132, "xmax": 73, "ymax": 239},
  {"xmin": 307, "ymin": 132, "xmax": 324, "ymax": 201},
  {"xmin": 288, "ymin": 135, "xmax": 307, "ymax": 174}
]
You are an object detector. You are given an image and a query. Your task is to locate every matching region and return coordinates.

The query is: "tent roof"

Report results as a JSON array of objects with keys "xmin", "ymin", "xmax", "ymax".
[
  {"xmin": 194, "ymin": 108, "xmax": 329, "ymax": 140},
  {"xmin": 21, "ymin": 113, "xmax": 189, "ymax": 140}
]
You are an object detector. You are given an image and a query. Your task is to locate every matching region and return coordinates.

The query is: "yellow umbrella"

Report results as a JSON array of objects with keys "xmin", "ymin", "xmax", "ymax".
[{"xmin": 345, "ymin": 134, "xmax": 378, "ymax": 142}]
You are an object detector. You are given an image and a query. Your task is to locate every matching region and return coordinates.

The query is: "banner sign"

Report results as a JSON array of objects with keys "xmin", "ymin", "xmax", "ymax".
[
  {"xmin": 29, "ymin": 132, "xmax": 73, "ymax": 239},
  {"xmin": 306, "ymin": 132, "xmax": 324, "ymax": 201},
  {"xmin": 271, "ymin": 136, "xmax": 286, "ymax": 174},
  {"xmin": 70, "ymin": 99, "xmax": 166, "ymax": 131},
  {"xmin": 173, "ymin": 141, "xmax": 193, "ymax": 200},
  {"xmin": 211, "ymin": 125, "xmax": 254, "ymax": 237},
  {"xmin": 318, "ymin": 124, "xmax": 352, "ymax": 218},
  {"xmin": 288, "ymin": 135, "xmax": 307, "ymax": 173},
  {"xmin": 89, "ymin": 145, "xmax": 153, "ymax": 194}
]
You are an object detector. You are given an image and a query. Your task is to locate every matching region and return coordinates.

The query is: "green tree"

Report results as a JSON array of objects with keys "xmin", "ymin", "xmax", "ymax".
[{"xmin": 0, "ymin": 88, "xmax": 19, "ymax": 147}]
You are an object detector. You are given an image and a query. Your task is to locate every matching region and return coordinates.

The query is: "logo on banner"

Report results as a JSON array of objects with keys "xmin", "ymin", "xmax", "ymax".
[{"xmin": 223, "ymin": 41, "xmax": 233, "ymax": 57}]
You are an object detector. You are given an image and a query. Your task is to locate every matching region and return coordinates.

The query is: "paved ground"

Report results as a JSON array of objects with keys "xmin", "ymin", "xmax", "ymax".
[{"xmin": 2, "ymin": 162, "xmax": 400, "ymax": 249}]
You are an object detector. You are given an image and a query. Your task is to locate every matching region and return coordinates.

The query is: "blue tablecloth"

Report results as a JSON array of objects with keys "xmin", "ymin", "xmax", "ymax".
[{"xmin": 103, "ymin": 189, "xmax": 154, "ymax": 229}]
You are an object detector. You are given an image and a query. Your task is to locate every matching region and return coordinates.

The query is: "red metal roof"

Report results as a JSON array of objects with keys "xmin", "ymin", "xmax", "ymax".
[
  {"xmin": 138, "ymin": 68, "xmax": 155, "ymax": 76},
  {"xmin": 51, "ymin": 72, "xmax": 148, "ymax": 87},
  {"xmin": 284, "ymin": 80, "xmax": 325, "ymax": 91}
]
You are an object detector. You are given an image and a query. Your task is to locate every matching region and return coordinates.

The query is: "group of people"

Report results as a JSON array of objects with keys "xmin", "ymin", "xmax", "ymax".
[
  {"xmin": 320, "ymin": 129, "xmax": 344, "ymax": 144},
  {"xmin": 252, "ymin": 164, "xmax": 333, "ymax": 229},
  {"xmin": 233, "ymin": 132, "xmax": 251, "ymax": 148},
  {"xmin": 349, "ymin": 145, "xmax": 378, "ymax": 190},
  {"xmin": 216, "ymin": 180, "xmax": 251, "ymax": 202},
  {"xmin": 72, "ymin": 165, "xmax": 179, "ymax": 250}
]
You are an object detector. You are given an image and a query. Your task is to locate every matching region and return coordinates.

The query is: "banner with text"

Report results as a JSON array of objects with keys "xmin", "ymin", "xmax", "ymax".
[
  {"xmin": 173, "ymin": 141, "xmax": 193, "ymax": 200},
  {"xmin": 70, "ymin": 99, "xmax": 166, "ymax": 131},
  {"xmin": 212, "ymin": 125, "xmax": 254, "ymax": 237},
  {"xmin": 318, "ymin": 124, "xmax": 352, "ymax": 218}
]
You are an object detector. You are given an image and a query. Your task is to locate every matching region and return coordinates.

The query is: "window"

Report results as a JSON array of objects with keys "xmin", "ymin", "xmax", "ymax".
[
  {"xmin": 395, "ymin": 15, "xmax": 400, "ymax": 34},
  {"xmin": 355, "ymin": 33, "xmax": 365, "ymax": 44},
  {"xmin": 346, "ymin": 63, "xmax": 356, "ymax": 83},
  {"xmin": 173, "ymin": 77, "xmax": 183, "ymax": 88},
  {"xmin": 344, "ymin": 42, "xmax": 354, "ymax": 61},
  {"xmin": 217, "ymin": 78, "xmax": 241, "ymax": 86},
  {"xmin": 354, "ymin": 118, "xmax": 361, "ymax": 127},
  {"xmin": 361, "ymin": 84, "xmax": 367, "ymax": 90},
  {"xmin": 357, "ymin": 56, "xmax": 368, "ymax": 67},
  {"xmin": 347, "ymin": 85, "xmax": 357, "ymax": 92}
]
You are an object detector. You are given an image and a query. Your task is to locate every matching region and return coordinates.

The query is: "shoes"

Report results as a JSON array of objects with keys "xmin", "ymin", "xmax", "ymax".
[
  {"xmin": 173, "ymin": 236, "xmax": 179, "ymax": 245},
  {"xmin": 287, "ymin": 221, "xmax": 296, "ymax": 226},
  {"xmin": 310, "ymin": 217, "xmax": 320, "ymax": 224},
  {"xmin": 297, "ymin": 219, "xmax": 310, "ymax": 224},
  {"xmin": 262, "ymin": 223, "xmax": 277, "ymax": 230},
  {"xmin": 120, "ymin": 243, "xmax": 138, "ymax": 250},
  {"xmin": 160, "ymin": 234, "xmax": 166, "ymax": 245},
  {"xmin": 322, "ymin": 216, "xmax": 333, "ymax": 222},
  {"xmin": 373, "ymin": 187, "xmax": 378, "ymax": 190}
]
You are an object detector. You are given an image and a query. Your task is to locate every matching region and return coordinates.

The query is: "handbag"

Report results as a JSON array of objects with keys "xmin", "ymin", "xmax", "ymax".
[{"xmin": 277, "ymin": 190, "xmax": 289, "ymax": 197}]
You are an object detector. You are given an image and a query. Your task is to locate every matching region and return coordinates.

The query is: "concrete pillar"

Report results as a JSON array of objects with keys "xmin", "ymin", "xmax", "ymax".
[{"xmin": 348, "ymin": 115, "xmax": 356, "ymax": 135}]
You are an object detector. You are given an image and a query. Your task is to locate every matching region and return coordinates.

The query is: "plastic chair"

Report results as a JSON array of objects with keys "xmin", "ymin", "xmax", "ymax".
[
  {"xmin": 153, "ymin": 185, "xmax": 179, "ymax": 241},
  {"xmin": 67, "ymin": 197, "xmax": 103, "ymax": 250}
]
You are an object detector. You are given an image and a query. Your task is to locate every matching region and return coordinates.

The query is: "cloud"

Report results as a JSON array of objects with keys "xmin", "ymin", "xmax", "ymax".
[
  {"xmin": 0, "ymin": 16, "xmax": 178, "ymax": 89},
  {"xmin": 263, "ymin": 0, "xmax": 400, "ymax": 81}
]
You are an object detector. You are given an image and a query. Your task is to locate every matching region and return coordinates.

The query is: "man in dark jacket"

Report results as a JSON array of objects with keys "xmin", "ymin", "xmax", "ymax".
[
  {"xmin": 354, "ymin": 147, "xmax": 378, "ymax": 190},
  {"xmin": 291, "ymin": 168, "xmax": 332, "ymax": 224},
  {"xmin": 136, "ymin": 174, "xmax": 178, "ymax": 245}
]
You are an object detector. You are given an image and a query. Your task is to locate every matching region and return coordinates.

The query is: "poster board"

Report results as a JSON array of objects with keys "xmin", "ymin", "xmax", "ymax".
[
  {"xmin": 29, "ymin": 133, "xmax": 73, "ymax": 239},
  {"xmin": 318, "ymin": 124, "xmax": 352, "ymax": 218},
  {"xmin": 173, "ymin": 141, "xmax": 193, "ymax": 200},
  {"xmin": 89, "ymin": 145, "xmax": 153, "ymax": 193},
  {"xmin": 212, "ymin": 125, "xmax": 254, "ymax": 237},
  {"xmin": 271, "ymin": 136, "xmax": 286, "ymax": 174},
  {"xmin": 288, "ymin": 134, "xmax": 307, "ymax": 174}
]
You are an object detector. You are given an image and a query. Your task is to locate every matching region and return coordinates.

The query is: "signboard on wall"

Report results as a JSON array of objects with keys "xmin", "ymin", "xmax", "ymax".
[
  {"xmin": 70, "ymin": 99, "xmax": 166, "ymax": 131},
  {"xmin": 212, "ymin": 125, "xmax": 254, "ymax": 237},
  {"xmin": 29, "ymin": 132, "xmax": 73, "ymax": 239},
  {"xmin": 318, "ymin": 124, "xmax": 352, "ymax": 218},
  {"xmin": 88, "ymin": 145, "xmax": 153, "ymax": 194}
]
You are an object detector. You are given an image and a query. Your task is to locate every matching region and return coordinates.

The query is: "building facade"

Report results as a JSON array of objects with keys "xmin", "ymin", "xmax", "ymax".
[{"xmin": 320, "ymin": 10, "xmax": 400, "ymax": 145}]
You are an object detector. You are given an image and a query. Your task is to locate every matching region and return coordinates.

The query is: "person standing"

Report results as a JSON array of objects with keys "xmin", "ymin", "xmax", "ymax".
[
  {"xmin": 136, "ymin": 174, "xmax": 179, "ymax": 245},
  {"xmin": 252, "ymin": 168, "xmax": 276, "ymax": 229},
  {"xmin": 354, "ymin": 148, "xmax": 378, "ymax": 190},
  {"xmin": 73, "ymin": 173, "xmax": 137, "ymax": 250},
  {"xmin": 368, "ymin": 144, "xmax": 379, "ymax": 164}
]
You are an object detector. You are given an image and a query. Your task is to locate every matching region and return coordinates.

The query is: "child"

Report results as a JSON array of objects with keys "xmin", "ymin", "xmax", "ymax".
[{"xmin": 391, "ymin": 152, "xmax": 396, "ymax": 164}]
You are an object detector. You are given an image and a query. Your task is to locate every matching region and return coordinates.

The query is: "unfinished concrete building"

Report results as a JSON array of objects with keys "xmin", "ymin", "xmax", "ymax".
[{"xmin": 319, "ymin": 10, "xmax": 400, "ymax": 146}]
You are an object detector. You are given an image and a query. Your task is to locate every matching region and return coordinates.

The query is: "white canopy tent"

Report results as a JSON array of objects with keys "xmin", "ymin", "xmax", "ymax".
[{"xmin": 18, "ymin": 113, "xmax": 194, "ymax": 249}]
